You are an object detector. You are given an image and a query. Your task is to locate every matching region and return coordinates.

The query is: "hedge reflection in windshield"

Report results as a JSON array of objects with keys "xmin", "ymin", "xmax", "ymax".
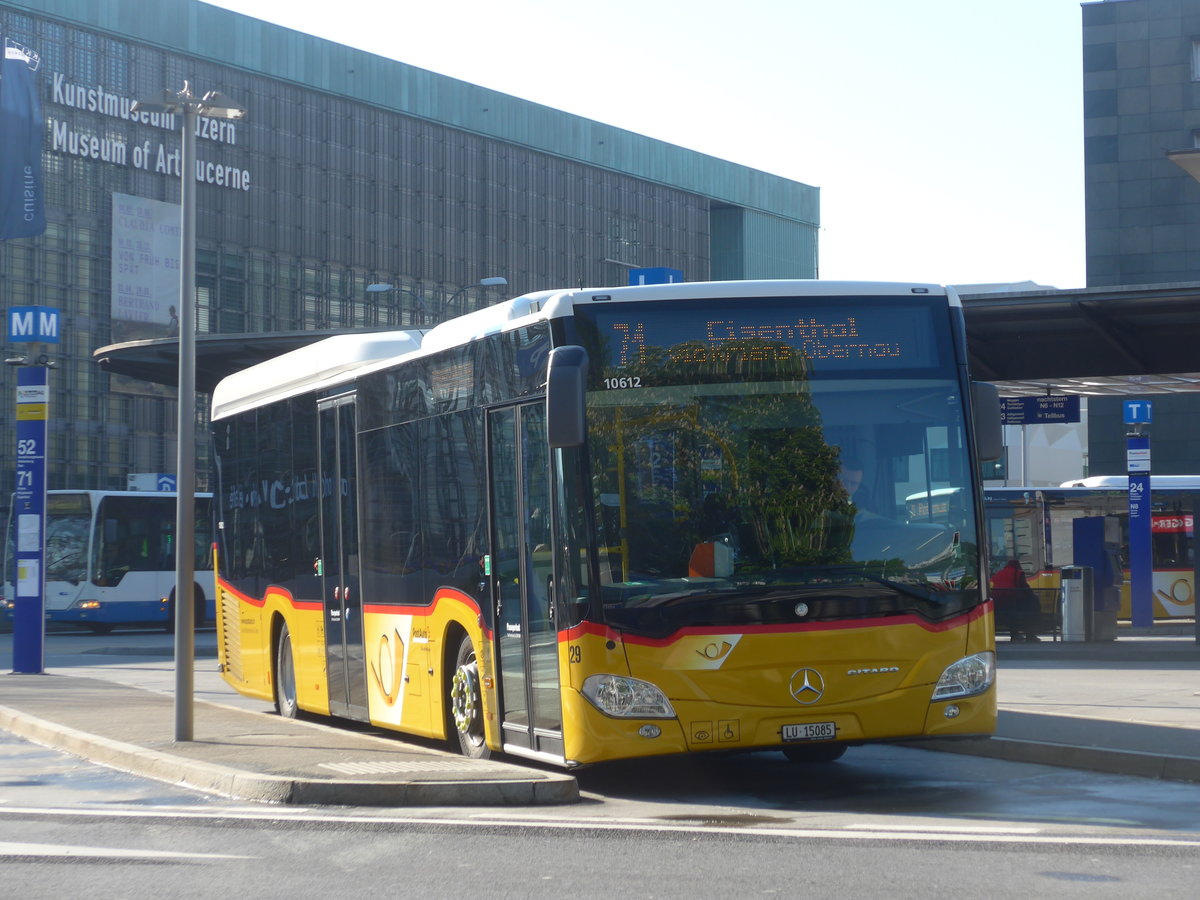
[{"xmin": 588, "ymin": 378, "xmax": 977, "ymax": 608}]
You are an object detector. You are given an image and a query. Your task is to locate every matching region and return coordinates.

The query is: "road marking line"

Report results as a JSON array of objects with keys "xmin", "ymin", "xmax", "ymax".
[
  {"xmin": 4, "ymin": 805, "xmax": 1200, "ymax": 848},
  {"xmin": 0, "ymin": 841, "xmax": 252, "ymax": 860},
  {"xmin": 843, "ymin": 823, "xmax": 1042, "ymax": 834}
]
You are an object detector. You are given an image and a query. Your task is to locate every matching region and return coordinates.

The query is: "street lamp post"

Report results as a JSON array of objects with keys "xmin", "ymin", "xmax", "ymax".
[
  {"xmin": 367, "ymin": 277, "xmax": 507, "ymax": 325},
  {"xmin": 445, "ymin": 276, "xmax": 508, "ymax": 320},
  {"xmin": 132, "ymin": 83, "xmax": 245, "ymax": 742},
  {"xmin": 366, "ymin": 282, "xmax": 428, "ymax": 325}
]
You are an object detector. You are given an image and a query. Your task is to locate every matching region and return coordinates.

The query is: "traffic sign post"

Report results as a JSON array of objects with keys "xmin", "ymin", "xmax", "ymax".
[
  {"xmin": 11, "ymin": 365, "xmax": 48, "ymax": 673},
  {"xmin": 1124, "ymin": 400, "xmax": 1153, "ymax": 629},
  {"xmin": 7, "ymin": 306, "xmax": 58, "ymax": 673}
]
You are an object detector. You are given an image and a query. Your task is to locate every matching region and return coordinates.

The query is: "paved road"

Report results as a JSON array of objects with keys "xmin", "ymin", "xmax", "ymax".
[{"xmin": 2, "ymin": 627, "xmax": 1199, "ymax": 809}]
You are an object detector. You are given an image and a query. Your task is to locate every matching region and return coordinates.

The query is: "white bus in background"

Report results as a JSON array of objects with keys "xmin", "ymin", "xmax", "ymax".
[{"xmin": 2, "ymin": 490, "xmax": 214, "ymax": 634}]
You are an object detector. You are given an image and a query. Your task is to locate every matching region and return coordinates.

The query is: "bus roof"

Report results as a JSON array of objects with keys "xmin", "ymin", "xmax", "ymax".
[{"xmin": 211, "ymin": 330, "xmax": 425, "ymax": 421}]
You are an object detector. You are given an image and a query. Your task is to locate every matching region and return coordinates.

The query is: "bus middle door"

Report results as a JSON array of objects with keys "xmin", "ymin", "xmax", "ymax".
[
  {"xmin": 318, "ymin": 394, "xmax": 368, "ymax": 720},
  {"xmin": 488, "ymin": 402, "xmax": 564, "ymax": 761}
]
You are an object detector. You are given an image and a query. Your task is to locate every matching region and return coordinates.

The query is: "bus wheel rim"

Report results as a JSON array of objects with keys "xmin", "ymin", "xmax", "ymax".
[{"xmin": 450, "ymin": 657, "xmax": 481, "ymax": 743}]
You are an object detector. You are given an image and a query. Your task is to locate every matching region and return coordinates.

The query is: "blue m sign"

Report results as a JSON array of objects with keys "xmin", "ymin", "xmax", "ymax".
[{"xmin": 7, "ymin": 305, "xmax": 60, "ymax": 343}]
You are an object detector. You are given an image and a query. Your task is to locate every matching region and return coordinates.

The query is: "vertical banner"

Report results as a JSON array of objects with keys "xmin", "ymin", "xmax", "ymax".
[
  {"xmin": 13, "ymin": 366, "xmax": 48, "ymax": 673},
  {"xmin": 0, "ymin": 38, "xmax": 46, "ymax": 241},
  {"xmin": 1127, "ymin": 435, "xmax": 1152, "ymax": 629},
  {"xmin": 110, "ymin": 193, "xmax": 183, "ymax": 344}
]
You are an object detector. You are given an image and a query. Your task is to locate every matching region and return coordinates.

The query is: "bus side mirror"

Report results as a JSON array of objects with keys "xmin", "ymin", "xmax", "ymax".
[
  {"xmin": 971, "ymin": 381, "xmax": 1003, "ymax": 464},
  {"xmin": 546, "ymin": 345, "xmax": 588, "ymax": 449}
]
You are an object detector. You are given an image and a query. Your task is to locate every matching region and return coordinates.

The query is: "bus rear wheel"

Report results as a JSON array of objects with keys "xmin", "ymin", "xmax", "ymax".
[
  {"xmin": 163, "ymin": 587, "xmax": 206, "ymax": 633},
  {"xmin": 448, "ymin": 634, "xmax": 490, "ymax": 759},
  {"xmin": 782, "ymin": 743, "xmax": 847, "ymax": 764},
  {"xmin": 274, "ymin": 622, "xmax": 298, "ymax": 719}
]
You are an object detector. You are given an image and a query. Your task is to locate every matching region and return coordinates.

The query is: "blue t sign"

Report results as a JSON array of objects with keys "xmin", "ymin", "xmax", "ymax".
[{"xmin": 1123, "ymin": 400, "xmax": 1152, "ymax": 425}]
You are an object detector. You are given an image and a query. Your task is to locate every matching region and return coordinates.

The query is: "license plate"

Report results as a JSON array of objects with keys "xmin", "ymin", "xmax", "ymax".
[{"xmin": 782, "ymin": 721, "xmax": 837, "ymax": 743}]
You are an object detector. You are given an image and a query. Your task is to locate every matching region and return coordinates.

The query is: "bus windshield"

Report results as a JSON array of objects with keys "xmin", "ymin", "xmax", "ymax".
[
  {"xmin": 45, "ymin": 493, "xmax": 93, "ymax": 584},
  {"xmin": 575, "ymin": 296, "xmax": 979, "ymax": 633},
  {"xmin": 3, "ymin": 493, "xmax": 95, "ymax": 587}
]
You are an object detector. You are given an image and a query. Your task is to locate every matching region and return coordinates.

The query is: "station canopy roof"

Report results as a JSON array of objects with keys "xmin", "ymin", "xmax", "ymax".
[
  {"xmin": 92, "ymin": 282, "xmax": 1200, "ymax": 397},
  {"xmin": 958, "ymin": 282, "xmax": 1200, "ymax": 397}
]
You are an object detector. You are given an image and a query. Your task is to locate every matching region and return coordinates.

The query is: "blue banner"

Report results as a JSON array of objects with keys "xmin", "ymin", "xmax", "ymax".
[{"xmin": 0, "ymin": 37, "xmax": 46, "ymax": 241}]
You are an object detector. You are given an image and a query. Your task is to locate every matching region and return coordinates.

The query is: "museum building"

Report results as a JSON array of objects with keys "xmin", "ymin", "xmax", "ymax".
[{"xmin": 0, "ymin": 0, "xmax": 819, "ymax": 494}]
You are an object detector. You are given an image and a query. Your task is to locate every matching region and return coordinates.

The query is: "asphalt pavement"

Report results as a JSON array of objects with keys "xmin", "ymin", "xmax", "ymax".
[{"xmin": 1, "ymin": 625, "xmax": 1197, "ymax": 806}]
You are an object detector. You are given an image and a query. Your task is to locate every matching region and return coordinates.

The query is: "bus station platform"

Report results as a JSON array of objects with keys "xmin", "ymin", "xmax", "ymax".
[
  {"xmin": 0, "ymin": 673, "xmax": 580, "ymax": 807},
  {"xmin": 919, "ymin": 625, "xmax": 1200, "ymax": 782},
  {"xmin": 1, "ymin": 627, "xmax": 1198, "ymax": 806}
]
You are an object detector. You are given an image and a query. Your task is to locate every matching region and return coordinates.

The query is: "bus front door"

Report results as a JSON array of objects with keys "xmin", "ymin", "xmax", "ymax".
[
  {"xmin": 489, "ymin": 403, "xmax": 564, "ymax": 760},
  {"xmin": 318, "ymin": 394, "xmax": 368, "ymax": 720}
]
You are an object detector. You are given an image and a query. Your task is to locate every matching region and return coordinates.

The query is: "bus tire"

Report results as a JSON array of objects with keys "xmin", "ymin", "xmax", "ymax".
[
  {"xmin": 274, "ymin": 622, "xmax": 299, "ymax": 719},
  {"xmin": 163, "ymin": 586, "xmax": 206, "ymax": 633},
  {"xmin": 88, "ymin": 623, "xmax": 115, "ymax": 635},
  {"xmin": 782, "ymin": 743, "xmax": 847, "ymax": 764},
  {"xmin": 448, "ymin": 633, "xmax": 490, "ymax": 759}
]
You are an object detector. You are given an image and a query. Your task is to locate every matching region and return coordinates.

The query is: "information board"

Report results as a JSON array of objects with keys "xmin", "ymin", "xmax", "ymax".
[{"xmin": 1000, "ymin": 395, "xmax": 1081, "ymax": 425}]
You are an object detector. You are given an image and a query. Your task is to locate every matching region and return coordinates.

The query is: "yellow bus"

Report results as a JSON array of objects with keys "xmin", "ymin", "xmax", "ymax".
[{"xmin": 210, "ymin": 280, "xmax": 1000, "ymax": 767}]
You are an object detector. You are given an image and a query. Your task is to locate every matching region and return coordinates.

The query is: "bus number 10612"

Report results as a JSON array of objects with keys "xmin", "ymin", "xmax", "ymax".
[{"xmin": 602, "ymin": 376, "xmax": 643, "ymax": 390}]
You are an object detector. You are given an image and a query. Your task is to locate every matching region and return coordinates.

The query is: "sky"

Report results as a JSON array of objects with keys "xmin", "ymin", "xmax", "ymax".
[{"xmin": 204, "ymin": 0, "xmax": 1088, "ymax": 289}]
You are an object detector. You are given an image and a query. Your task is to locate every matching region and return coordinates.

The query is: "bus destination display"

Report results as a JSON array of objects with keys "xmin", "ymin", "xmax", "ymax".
[{"xmin": 582, "ymin": 300, "xmax": 940, "ymax": 381}]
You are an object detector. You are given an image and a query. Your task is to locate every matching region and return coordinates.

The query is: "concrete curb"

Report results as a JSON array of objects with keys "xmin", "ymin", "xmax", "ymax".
[
  {"xmin": 915, "ymin": 735, "xmax": 1200, "ymax": 784},
  {"xmin": 0, "ymin": 702, "xmax": 580, "ymax": 806}
]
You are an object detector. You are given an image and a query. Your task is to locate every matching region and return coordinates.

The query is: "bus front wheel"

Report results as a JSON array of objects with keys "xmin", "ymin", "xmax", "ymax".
[
  {"xmin": 274, "ymin": 623, "xmax": 298, "ymax": 719},
  {"xmin": 448, "ymin": 634, "xmax": 490, "ymax": 759}
]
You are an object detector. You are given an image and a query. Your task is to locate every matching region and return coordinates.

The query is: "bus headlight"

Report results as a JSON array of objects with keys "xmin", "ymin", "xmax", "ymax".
[
  {"xmin": 582, "ymin": 674, "xmax": 676, "ymax": 718},
  {"xmin": 931, "ymin": 651, "xmax": 995, "ymax": 701}
]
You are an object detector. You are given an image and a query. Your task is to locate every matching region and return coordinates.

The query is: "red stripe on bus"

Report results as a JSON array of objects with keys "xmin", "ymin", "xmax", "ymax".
[
  {"xmin": 362, "ymin": 586, "xmax": 482, "ymax": 619},
  {"xmin": 560, "ymin": 602, "xmax": 990, "ymax": 645},
  {"xmin": 216, "ymin": 578, "xmax": 321, "ymax": 612},
  {"xmin": 363, "ymin": 587, "xmax": 495, "ymax": 641}
]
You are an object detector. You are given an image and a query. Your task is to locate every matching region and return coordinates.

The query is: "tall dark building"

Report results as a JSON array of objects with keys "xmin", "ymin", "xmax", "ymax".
[
  {"xmin": 1083, "ymin": 0, "xmax": 1200, "ymax": 474},
  {"xmin": 1084, "ymin": 0, "xmax": 1200, "ymax": 286},
  {"xmin": 0, "ymin": 0, "xmax": 819, "ymax": 497}
]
